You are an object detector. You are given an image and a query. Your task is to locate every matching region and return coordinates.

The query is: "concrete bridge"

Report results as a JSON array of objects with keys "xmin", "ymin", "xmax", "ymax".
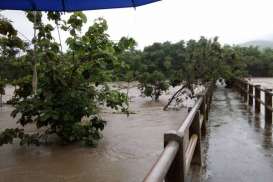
[
  {"xmin": 144, "ymin": 80, "xmax": 273, "ymax": 182},
  {"xmin": 202, "ymin": 86, "xmax": 273, "ymax": 182}
]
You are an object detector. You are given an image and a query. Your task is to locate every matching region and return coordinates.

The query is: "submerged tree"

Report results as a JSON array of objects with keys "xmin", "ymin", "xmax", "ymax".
[
  {"xmin": 138, "ymin": 71, "xmax": 169, "ymax": 101},
  {"xmin": 137, "ymin": 42, "xmax": 171, "ymax": 101},
  {"xmin": 164, "ymin": 37, "xmax": 224, "ymax": 110},
  {"xmin": 0, "ymin": 13, "xmax": 133, "ymax": 146}
]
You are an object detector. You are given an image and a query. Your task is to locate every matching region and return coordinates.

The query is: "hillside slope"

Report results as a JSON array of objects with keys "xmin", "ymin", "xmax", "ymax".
[{"xmin": 240, "ymin": 40, "xmax": 273, "ymax": 49}]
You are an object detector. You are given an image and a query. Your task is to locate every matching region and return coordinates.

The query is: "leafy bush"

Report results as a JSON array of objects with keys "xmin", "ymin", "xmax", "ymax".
[
  {"xmin": 138, "ymin": 71, "xmax": 169, "ymax": 101},
  {"xmin": 0, "ymin": 79, "xmax": 5, "ymax": 95},
  {"xmin": 0, "ymin": 13, "xmax": 132, "ymax": 147}
]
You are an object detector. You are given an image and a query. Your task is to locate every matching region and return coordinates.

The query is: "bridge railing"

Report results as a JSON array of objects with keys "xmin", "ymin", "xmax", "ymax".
[
  {"xmin": 143, "ymin": 82, "xmax": 214, "ymax": 182},
  {"xmin": 234, "ymin": 79, "xmax": 273, "ymax": 124}
]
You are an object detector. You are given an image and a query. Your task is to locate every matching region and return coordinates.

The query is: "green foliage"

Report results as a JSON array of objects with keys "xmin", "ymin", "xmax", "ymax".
[
  {"xmin": 8, "ymin": 57, "xmax": 115, "ymax": 146},
  {"xmin": 231, "ymin": 46, "xmax": 273, "ymax": 77},
  {"xmin": 12, "ymin": 75, "xmax": 33, "ymax": 99},
  {"xmin": 0, "ymin": 13, "xmax": 132, "ymax": 147},
  {"xmin": 138, "ymin": 71, "xmax": 169, "ymax": 101},
  {"xmin": 0, "ymin": 17, "xmax": 26, "ymax": 57},
  {"xmin": 117, "ymin": 49, "xmax": 142, "ymax": 81},
  {"xmin": 0, "ymin": 128, "xmax": 40, "ymax": 146},
  {"xmin": 168, "ymin": 37, "xmax": 224, "ymax": 87},
  {"xmin": 0, "ymin": 15, "xmax": 28, "ymax": 98},
  {"xmin": 47, "ymin": 12, "xmax": 62, "ymax": 23},
  {"xmin": 0, "ymin": 17, "xmax": 17, "ymax": 37},
  {"xmin": 0, "ymin": 79, "xmax": 5, "ymax": 95},
  {"xmin": 123, "ymin": 37, "xmax": 260, "ymax": 91},
  {"xmin": 26, "ymin": 12, "xmax": 60, "ymax": 57}
]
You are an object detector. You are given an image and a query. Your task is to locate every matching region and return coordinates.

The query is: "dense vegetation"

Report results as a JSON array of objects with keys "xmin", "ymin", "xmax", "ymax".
[
  {"xmin": 1, "ymin": 11, "xmax": 273, "ymax": 146},
  {"xmin": 0, "ymin": 12, "xmax": 133, "ymax": 146},
  {"xmin": 120, "ymin": 38, "xmax": 273, "ymax": 102},
  {"xmin": 122, "ymin": 39, "xmax": 273, "ymax": 81}
]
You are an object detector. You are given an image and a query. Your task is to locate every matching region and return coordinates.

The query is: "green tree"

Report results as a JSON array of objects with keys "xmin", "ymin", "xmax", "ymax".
[
  {"xmin": 164, "ymin": 37, "xmax": 224, "ymax": 110},
  {"xmin": 0, "ymin": 15, "xmax": 27, "ymax": 105},
  {"xmin": 138, "ymin": 71, "xmax": 169, "ymax": 101},
  {"xmin": 0, "ymin": 13, "xmax": 132, "ymax": 146}
]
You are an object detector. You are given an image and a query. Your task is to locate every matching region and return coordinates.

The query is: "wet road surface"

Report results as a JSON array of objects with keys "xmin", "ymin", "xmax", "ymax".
[{"xmin": 202, "ymin": 87, "xmax": 273, "ymax": 182}]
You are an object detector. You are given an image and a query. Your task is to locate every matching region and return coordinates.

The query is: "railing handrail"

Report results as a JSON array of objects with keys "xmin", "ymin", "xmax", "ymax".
[
  {"xmin": 143, "ymin": 141, "xmax": 179, "ymax": 182},
  {"xmin": 235, "ymin": 79, "xmax": 273, "ymax": 107},
  {"xmin": 143, "ymin": 97, "xmax": 203, "ymax": 182},
  {"xmin": 178, "ymin": 97, "xmax": 203, "ymax": 134},
  {"xmin": 234, "ymin": 78, "xmax": 273, "ymax": 124},
  {"xmin": 143, "ymin": 83, "xmax": 214, "ymax": 182}
]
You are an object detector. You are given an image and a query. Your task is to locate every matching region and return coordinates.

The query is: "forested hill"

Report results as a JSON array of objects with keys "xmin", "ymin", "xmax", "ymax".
[{"xmin": 240, "ymin": 40, "xmax": 273, "ymax": 49}]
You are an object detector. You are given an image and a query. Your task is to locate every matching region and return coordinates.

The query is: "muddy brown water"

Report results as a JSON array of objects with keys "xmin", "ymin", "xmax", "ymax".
[
  {"xmin": 0, "ymin": 84, "xmax": 188, "ymax": 182},
  {"xmin": 248, "ymin": 77, "xmax": 273, "ymax": 89},
  {"xmin": 1, "ymin": 79, "xmax": 273, "ymax": 182}
]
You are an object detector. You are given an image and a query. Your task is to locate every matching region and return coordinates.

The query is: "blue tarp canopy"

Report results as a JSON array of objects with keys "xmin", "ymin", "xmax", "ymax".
[{"xmin": 0, "ymin": 0, "xmax": 159, "ymax": 11}]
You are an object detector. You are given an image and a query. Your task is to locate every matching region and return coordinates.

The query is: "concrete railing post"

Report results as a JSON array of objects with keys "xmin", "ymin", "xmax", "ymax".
[
  {"xmin": 205, "ymin": 92, "xmax": 209, "ymax": 121},
  {"xmin": 164, "ymin": 131, "xmax": 185, "ymax": 182},
  {"xmin": 207, "ymin": 83, "xmax": 213, "ymax": 111},
  {"xmin": 189, "ymin": 111, "xmax": 202, "ymax": 165},
  {"xmin": 240, "ymin": 80, "xmax": 244, "ymax": 97},
  {"xmin": 200, "ymin": 95, "xmax": 207, "ymax": 135},
  {"xmin": 234, "ymin": 79, "xmax": 237, "ymax": 90},
  {"xmin": 248, "ymin": 84, "xmax": 253, "ymax": 106},
  {"xmin": 255, "ymin": 85, "xmax": 261, "ymax": 113},
  {"xmin": 0, "ymin": 94, "xmax": 2, "ymax": 107},
  {"xmin": 265, "ymin": 89, "xmax": 272, "ymax": 124},
  {"xmin": 244, "ymin": 82, "xmax": 248, "ymax": 102}
]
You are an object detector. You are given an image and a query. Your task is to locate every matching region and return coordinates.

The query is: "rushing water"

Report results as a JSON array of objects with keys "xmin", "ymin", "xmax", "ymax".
[
  {"xmin": 0, "ymin": 83, "xmax": 188, "ymax": 182},
  {"xmin": 1, "ymin": 79, "xmax": 273, "ymax": 182}
]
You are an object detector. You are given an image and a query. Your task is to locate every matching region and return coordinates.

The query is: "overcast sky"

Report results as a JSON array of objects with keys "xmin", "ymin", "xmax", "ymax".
[{"xmin": 2, "ymin": 0, "xmax": 273, "ymax": 50}]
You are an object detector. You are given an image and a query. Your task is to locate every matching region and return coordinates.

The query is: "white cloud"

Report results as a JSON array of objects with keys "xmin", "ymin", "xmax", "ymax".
[{"xmin": 2, "ymin": 0, "xmax": 273, "ymax": 50}]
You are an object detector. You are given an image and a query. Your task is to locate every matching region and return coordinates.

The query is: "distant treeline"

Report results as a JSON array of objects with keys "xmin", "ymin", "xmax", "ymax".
[{"xmin": 118, "ymin": 39, "xmax": 273, "ymax": 82}]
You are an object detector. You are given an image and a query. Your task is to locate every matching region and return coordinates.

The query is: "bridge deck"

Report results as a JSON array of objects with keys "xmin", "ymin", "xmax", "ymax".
[{"xmin": 201, "ymin": 87, "xmax": 273, "ymax": 182}]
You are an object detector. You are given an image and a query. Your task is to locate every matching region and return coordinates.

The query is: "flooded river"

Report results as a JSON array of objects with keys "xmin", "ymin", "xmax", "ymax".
[
  {"xmin": 248, "ymin": 77, "xmax": 273, "ymax": 89},
  {"xmin": 0, "ymin": 83, "xmax": 188, "ymax": 182},
  {"xmin": 1, "ymin": 79, "xmax": 273, "ymax": 182}
]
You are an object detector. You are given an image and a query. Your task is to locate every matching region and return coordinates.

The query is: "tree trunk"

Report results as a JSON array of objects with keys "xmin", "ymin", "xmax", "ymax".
[
  {"xmin": 56, "ymin": 24, "xmax": 63, "ymax": 53},
  {"xmin": 126, "ymin": 81, "xmax": 130, "ymax": 110},
  {"xmin": 163, "ymin": 83, "xmax": 194, "ymax": 111},
  {"xmin": 32, "ymin": 63, "xmax": 37, "ymax": 94},
  {"xmin": 163, "ymin": 85, "xmax": 186, "ymax": 110},
  {"xmin": 0, "ymin": 93, "xmax": 2, "ymax": 107},
  {"xmin": 32, "ymin": 11, "xmax": 38, "ymax": 95}
]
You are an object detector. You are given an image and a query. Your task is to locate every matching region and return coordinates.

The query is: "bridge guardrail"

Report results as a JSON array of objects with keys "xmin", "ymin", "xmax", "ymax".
[
  {"xmin": 234, "ymin": 79, "xmax": 273, "ymax": 124},
  {"xmin": 143, "ymin": 82, "xmax": 214, "ymax": 182}
]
